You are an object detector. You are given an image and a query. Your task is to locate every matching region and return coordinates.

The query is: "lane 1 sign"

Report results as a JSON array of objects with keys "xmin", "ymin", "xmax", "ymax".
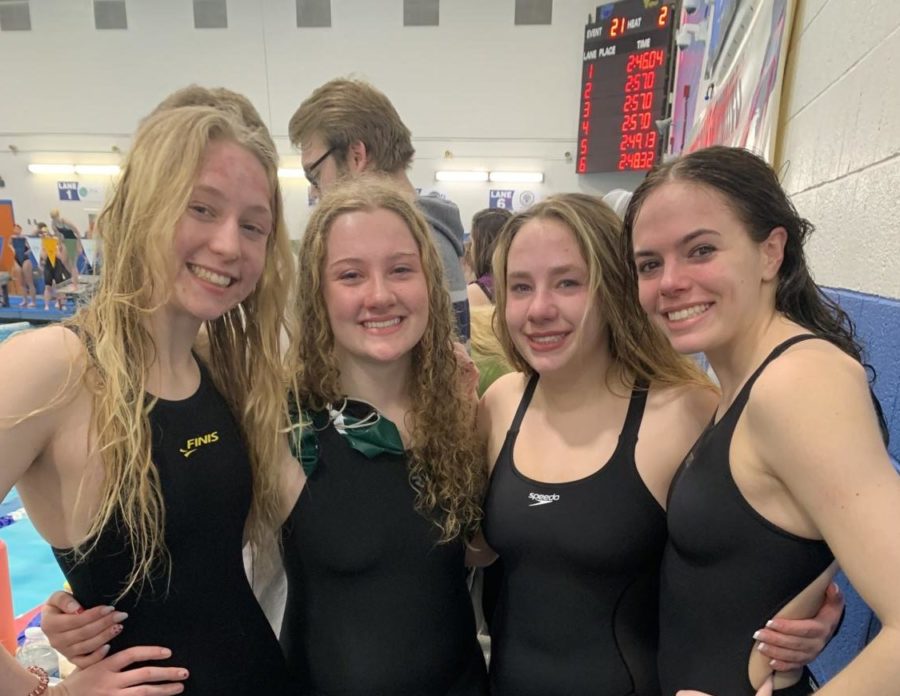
[{"xmin": 58, "ymin": 181, "xmax": 80, "ymax": 201}]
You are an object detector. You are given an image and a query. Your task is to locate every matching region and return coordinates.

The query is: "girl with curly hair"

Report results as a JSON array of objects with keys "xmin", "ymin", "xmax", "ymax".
[{"xmin": 281, "ymin": 176, "xmax": 488, "ymax": 695}]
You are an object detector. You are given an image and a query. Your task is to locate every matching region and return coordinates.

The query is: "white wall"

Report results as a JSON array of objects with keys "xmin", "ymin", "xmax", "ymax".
[
  {"xmin": 0, "ymin": 0, "xmax": 646, "ymax": 237},
  {"xmin": 3, "ymin": 0, "xmax": 896, "ymax": 300},
  {"xmin": 777, "ymin": 0, "xmax": 900, "ymax": 299}
]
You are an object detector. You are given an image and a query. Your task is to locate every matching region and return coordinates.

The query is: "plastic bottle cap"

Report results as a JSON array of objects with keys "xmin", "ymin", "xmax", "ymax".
[{"xmin": 24, "ymin": 627, "xmax": 46, "ymax": 640}]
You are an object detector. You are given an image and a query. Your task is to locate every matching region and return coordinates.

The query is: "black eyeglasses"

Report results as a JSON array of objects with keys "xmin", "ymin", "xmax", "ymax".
[{"xmin": 304, "ymin": 147, "xmax": 335, "ymax": 189}]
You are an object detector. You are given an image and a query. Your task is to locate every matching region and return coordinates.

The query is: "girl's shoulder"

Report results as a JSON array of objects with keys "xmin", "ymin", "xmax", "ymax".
[
  {"xmin": 751, "ymin": 336, "xmax": 867, "ymax": 410},
  {"xmin": 480, "ymin": 371, "xmax": 530, "ymax": 415},
  {"xmin": 0, "ymin": 324, "xmax": 85, "ymax": 386},
  {"xmin": 645, "ymin": 379, "xmax": 718, "ymax": 432}
]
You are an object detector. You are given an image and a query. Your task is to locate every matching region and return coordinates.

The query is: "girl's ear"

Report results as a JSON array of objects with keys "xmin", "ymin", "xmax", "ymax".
[{"xmin": 760, "ymin": 226, "xmax": 787, "ymax": 282}]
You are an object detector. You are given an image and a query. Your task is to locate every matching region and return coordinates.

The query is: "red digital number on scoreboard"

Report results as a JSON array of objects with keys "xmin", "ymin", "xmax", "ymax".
[
  {"xmin": 609, "ymin": 16, "xmax": 626, "ymax": 38},
  {"xmin": 577, "ymin": 63, "xmax": 595, "ymax": 173},
  {"xmin": 657, "ymin": 5, "xmax": 670, "ymax": 27},
  {"xmin": 617, "ymin": 48, "xmax": 666, "ymax": 171}
]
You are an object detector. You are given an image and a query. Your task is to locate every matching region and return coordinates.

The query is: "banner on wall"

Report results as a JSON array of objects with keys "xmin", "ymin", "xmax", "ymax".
[
  {"xmin": 670, "ymin": 1, "xmax": 710, "ymax": 154},
  {"xmin": 26, "ymin": 237, "xmax": 43, "ymax": 263},
  {"xmin": 57, "ymin": 182, "xmax": 80, "ymax": 201},
  {"xmin": 56, "ymin": 181, "xmax": 106, "ymax": 203},
  {"xmin": 81, "ymin": 239, "xmax": 101, "ymax": 269},
  {"xmin": 672, "ymin": 0, "xmax": 795, "ymax": 161},
  {"xmin": 517, "ymin": 191, "xmax": 537, "ymax": 209},
  {"xmin": 42, "ymin": 238, "xmax": 58, "ymax": 265},
  {"xmin": 488, "ymin": 190, "xmax": 539, "ymax": 212},
  {"xmin": 489, "ymin": 190, "xmax": 514, "ymax": 210},
  {"xmin": 76, "ymin": 185, "xmax": 105, "ymax": 203}
]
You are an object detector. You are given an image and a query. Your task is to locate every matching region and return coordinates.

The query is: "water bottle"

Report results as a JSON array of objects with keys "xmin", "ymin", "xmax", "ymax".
[{"xmin": 16, "ymin": 627, "xmax": 60, "ymax": 679}]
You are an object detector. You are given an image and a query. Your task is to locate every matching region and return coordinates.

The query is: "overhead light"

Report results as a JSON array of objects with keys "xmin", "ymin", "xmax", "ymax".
[
  {"xmin": 74, "ymin": 165, "xmax": 120, "ymax": 175},
  {"xmin": 28, "ymin": 164, "xmax": 76, "ymax": 175},
  {"xmin": 277, "ymin": 168, "xmax": 305, "ymax": 179},
  {"xmin": 489, "ymin": 171, "xmax": 544, "ymax": 183},
  {"xmin": 27, "ymin": 163, "xmax": 120, "ymax": 175},
  {"xmin": 435, "ymin": 170, "xmax": 489, "ymax": 183}
]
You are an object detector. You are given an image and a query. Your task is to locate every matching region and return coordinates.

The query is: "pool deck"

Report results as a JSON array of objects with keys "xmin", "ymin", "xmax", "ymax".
[{"xmin": 0, "ymin": 277, "xmax": 98, "ymax": 324}]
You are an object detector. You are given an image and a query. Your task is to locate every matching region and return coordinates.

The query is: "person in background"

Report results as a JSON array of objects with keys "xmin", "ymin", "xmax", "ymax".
[
  {"xmin": 0, "ymin": 86, "xmax": 301, "ymax": 695},
  {"xmin": 289, "ymin": 77, "xmax": 471, "ymax": 342},
  {"xmin": 467, "ymin": 208, "xmax": 511, "ymax": 308},
  {"xmin": 9, "ymin": 224, "xmax": 38, "ymax": 307},
  {"xmin": 462, "ymin": 239, "xmax": 476, "ymax": 284},
  {"xmin": 466, "ymin": 208, "xmax": 514, "ymax": 398},
  {"xmin": 472, "ymin": 193, "xmax": 843, "ymax": 696},
  {"xmin": 36, "ymin": 223, "xmax": 70, "ymax": 311},
  {"xmin": 625, "ymin": 145, "xmax": 900, "ymax": 696},
  {"xmin": 49, "ymin": 210, "xmax": 84, "ymax": 289}
]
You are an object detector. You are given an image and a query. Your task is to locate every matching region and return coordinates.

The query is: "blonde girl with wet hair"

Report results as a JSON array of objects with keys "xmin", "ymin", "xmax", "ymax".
[
  {"xmin": 0, "ymin": 88, "xmax": 301, "ymax": 695},
  {"xmin": 473, "ymin": 193, "xmax": 842, "ymax": 696},
  {"xmin": 280, "ymin": 176, "xmax": 489, "ymax": 694}
]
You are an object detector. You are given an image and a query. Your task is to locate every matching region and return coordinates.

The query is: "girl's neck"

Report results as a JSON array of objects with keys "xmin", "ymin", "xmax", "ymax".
[
  {"xmin": 537, "ymin": 346, "xmax": 618, "ymax": 412},
  {"xmin": 144, "ymin": 311, "xmax": 203, "ymax": 399},
  {"xmin": 338, "ymin": 355, "xmax": 413, "ymax": 415}
]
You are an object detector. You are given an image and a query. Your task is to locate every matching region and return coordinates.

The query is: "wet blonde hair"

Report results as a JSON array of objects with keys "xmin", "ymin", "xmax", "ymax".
[
  {"xmin": 492, "ymin": 193, "xmax": 711, "ymax": 392},
  {"xmin": 66, "ymin": 89, "xmax": 295, "ymax": 598},
  {"xmin": 290, "ymin": 176, "xmax": 485, "ymax": 541}
]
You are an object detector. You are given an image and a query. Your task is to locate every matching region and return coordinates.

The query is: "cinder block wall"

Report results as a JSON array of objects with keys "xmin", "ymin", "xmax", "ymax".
[{"xmin": 779, "ymin": 0, "xmax": 900, "ymax": 681}]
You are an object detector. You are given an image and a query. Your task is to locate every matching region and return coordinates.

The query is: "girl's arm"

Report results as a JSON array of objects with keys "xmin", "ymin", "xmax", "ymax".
[
  {"xmin": 0, "ymin": 333, "xmax": 186, "ymax": 696},
  {"xmin": 755, "ymin": 582, "xmax": 844, "ymax": 670},
  {"xmin": 749, "ymin": 349, "xmax": 900, "ymax": 695}
]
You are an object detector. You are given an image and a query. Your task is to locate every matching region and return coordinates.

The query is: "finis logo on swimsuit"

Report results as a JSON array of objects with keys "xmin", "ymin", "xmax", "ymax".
[
  {"xmin": 179, "ymin": 431, "xmax": 219, "ymax": 458},
  {"xmin": 528, "ymin": 492, "xmax": 560, "ymax": 507}
]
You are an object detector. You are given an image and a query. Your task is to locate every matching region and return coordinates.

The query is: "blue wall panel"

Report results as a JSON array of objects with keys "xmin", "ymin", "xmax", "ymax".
[{"xmin": 812, "ymin": 288, "xmax": 900, "ymax": 683}]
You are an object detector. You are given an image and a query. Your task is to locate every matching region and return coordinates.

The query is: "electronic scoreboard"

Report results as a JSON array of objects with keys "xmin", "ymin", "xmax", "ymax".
[{"xmin": 576, "ymin": 0, "xmax": 678, "ymax": 173}]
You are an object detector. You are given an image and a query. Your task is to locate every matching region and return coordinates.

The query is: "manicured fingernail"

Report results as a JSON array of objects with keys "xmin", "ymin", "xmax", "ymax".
[
  {"xmin": 101, "ymin": 605, "xmax": 116, "ymax": 615},
  {"xmin": 179, "ymin": 670, "xmax": 189, "ymax": 679},
  {"xmin": 67, "ymin": 602, "xmax": 80, "ymax": 613},
  {"xmin": 757, "ymin": 643, "xmax": 767, "ymax": 652},
  {"xmin": 161, "ymin": 648, "xmax": 171, "ymax": 657},
  {"xmin": 100, "ymin": 644, "xmax": 110, "ymax": 656},
  {"xmin": 766, "ymin": 620, "xmax": 775, "ymax": 628},
  {"xmin": 752, "ymin": 630, "xmax": 761, "ymax": 640},
  {"xmin": 113, "ymin": 611, "xmax": 128, "ymax": 622},
  {"xmin": 112, "ymin": 624, "xmax": 123, "ymax": 635},
  {"xmin": 770, "ymin": 659, "xmax": 777, "ymax": 667}
]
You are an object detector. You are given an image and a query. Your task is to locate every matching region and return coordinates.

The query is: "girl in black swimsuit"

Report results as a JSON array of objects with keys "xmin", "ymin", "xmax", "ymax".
[
  {"xmin": 9, "ymin": 225, "xmax": 37, "ymax": 306},
  {"xmin": 0, "ymin": 86, "xmax": 297, "ymax": 696},
  {"xmin": 627, "ymin": 146, "xmax": 899, "ymax": 696},
  {"xmin": 280, "ymin": 177, "xmax": 488, "ymax": 695}
]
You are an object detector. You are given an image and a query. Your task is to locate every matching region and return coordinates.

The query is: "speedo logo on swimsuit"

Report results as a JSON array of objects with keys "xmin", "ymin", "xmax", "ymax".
[
  {"xmin": 179, "ymin": 431, "xmax": 219, "ymax": 458},
  {"xmin": 528, "ymin": 492, "xmax": 560, "ymax": 507}
]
